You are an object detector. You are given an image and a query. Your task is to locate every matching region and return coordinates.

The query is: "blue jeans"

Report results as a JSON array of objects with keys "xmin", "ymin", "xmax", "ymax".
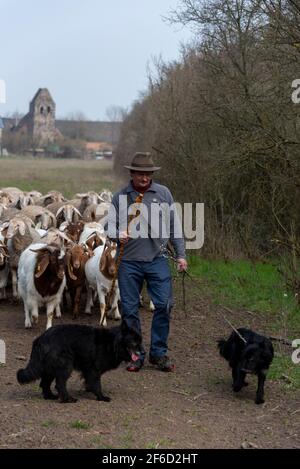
[{"xmin": 118, "ymin": 257, "xmax": 172, "ymax": 361}]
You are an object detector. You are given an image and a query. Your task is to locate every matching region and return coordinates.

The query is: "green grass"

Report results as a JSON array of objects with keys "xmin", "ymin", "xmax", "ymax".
[
  {"xmin": 0, "ymin": 156, "xmax": 117, "ymax": 198},
  {"xmin": 268, "ymin": 355, "xmax": 300, "ymax": 390},
  {"xmin": 70, "ymin": 420, "xmax": 90, "ymax": 430},
  {"xmin": 187, "ymin": 255, "xmax": 300, "ymax": 389},
  {"xmin": 188, "ymin": 256, "xmax": 299, "ymax": 335},
  {"xmin": 91, "ymin": 436, "xmax": 114, "ymax": 449},
  {"xmin": 145, "ymin": 439, "xmax": 173, "ymax": 449},
  {"xmin": 41, "ymin": 420, "xmax": 58, "ymax": 428}
]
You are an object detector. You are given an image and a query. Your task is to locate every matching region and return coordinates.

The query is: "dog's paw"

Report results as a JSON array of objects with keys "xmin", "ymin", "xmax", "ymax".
[
  {"xmin": 233, "ymin": 385, "xmax": 243, "ymax": 392},
  {"xmin": 60, "ymin": 396, "xmax": 78, "ymax": 403},
  {"xmin": 255, "ymin": 397, "xmax": 265, "ymax": 405},
  {"xmin": 97, "ymin": 395, "xmax": 111, "ymax": 402},
  {"xmin": 43, "ymin": 393, "xmax": 59, "ymax": 400}
]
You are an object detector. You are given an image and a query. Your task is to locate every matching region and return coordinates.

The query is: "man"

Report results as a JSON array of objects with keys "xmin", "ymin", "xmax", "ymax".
[{"xmin": 106, "ymin": 152, "xmax": 187, "ymax": 372}]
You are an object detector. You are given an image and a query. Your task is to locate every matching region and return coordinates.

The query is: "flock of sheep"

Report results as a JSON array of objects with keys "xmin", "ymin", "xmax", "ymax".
[{"xmin": 0, "ymin": 186, "xmax": 122, "ymax": 329}]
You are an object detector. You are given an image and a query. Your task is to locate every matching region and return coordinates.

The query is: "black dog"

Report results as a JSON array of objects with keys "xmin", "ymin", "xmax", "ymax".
[
  {"xmin": 17, "ymin": 321, "xmax": 142, "ymax": 403},
  {"xmin": 218, "ymin": 328, "xmax": 274, "ymax": 404}
]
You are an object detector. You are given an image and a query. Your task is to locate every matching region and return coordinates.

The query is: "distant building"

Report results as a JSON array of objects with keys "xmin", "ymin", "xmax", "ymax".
[
  {"xmin": 11, "ymin": 88, "xmax": 61, "ymax": 146},
  {"xmin": 2, "ymin": 88, "xmax": 121, "ymax": 156}
]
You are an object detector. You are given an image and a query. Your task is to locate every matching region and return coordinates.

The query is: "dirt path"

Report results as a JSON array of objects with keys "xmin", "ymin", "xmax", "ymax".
[{"xmin": 0, "ymin": 281, "xmax": 299, "ymax": 449}]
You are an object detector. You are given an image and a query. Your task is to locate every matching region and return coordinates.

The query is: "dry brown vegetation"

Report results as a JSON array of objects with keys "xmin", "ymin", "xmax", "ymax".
[{"xmin": 114, "ymin": 0, "xmax": 300, "ymax": 263}]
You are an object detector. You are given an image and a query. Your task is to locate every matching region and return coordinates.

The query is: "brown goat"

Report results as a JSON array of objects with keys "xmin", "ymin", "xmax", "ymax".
[
  {"xmin": 64, "ymin": 221, "xmax": 85, "ymax": 243},
  {"xmin": 65, "ymin": 243, "xmax": 93, "ymax": 318}
]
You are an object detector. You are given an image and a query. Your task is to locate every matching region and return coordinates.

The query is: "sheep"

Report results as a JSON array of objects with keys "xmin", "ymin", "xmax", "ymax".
[
  {"xmin": 1, "ymin": 216, "xmax": 41, "ymax": 297},
  {"xmin": 0, "ymin": 187, "xmax": 23, "ymax": 206},
  {"xmin": 75, "ymin": 191, "xmax": 103, "ymax": 205},
  {"xmin": 39, "ymin": 227, "xmax": 72, "ymax": 247},
  {"xmin": 28, "ymin": 190, "xmax": 43, "ymax": 200},
  {"xmin": 20, "ymin": 205, "xmax": 57, "ymax": 229},
  {"xmin": 45, "ymin": 200, "xmax": 65, "ymax": 217},
  {"xmin": 56, "ymin": 204, "xmax": 82, "ymax": 225},
  {"xmin": 18, "ymin": 243, "xmax": 66, "ymax": 329},
  {"xmin": 0, "ymin": 193, "xmax": 14, "ymax": 207},
  {"xmin": 85, "ymin": 240, "xmax": 121, "ymax": 326},
  {"xmin": 0, "ymin": 242, "xmax": 9, "ymax": 299},
  {"xmin": 35, "ymin": 191, "xmax": 67, "ymax": 207},
  {"xmin": 74, "ymin": 191, "xmax": 103, "ymax": 214},
  {"xmin": 14, "ymin": 192, "xmax": 36, "ymax": 209},
  {"xmin": 65, "ymin": 243, "xmax": 93, "ymax": 318},
  {"xmin": 2, "ymin": 188, "xmax": 36, "ymax": 210},
  {"xmin": 0, "ymin": 206, "xmax": 20, "ymax": 223},
  {"xmin": 45, "ymin": 201, "xmax": 81, "ymax": 226},
  {"xmin": 82, "ymin": 202, "xmax": 111, "ymax": 223},
  {"xmin": 98, "ymin": 189, "xmax": 113, "ymax": 203}
]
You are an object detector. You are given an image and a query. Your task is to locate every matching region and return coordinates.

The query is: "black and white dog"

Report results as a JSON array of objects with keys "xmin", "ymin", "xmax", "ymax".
[
  {"xmin": 218, "ymin": 328, "xmax": 274, "ymax": 404},
  {"xmin": 17, "ymin": 321, "xmax": 142, "ymax": 403}
]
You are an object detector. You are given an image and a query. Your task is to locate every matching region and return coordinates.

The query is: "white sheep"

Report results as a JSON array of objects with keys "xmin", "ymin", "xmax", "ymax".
[
  {"xmin": 20, "ymin": 205, "xmax": 57, "ymax": 229},
  {"xmin": 35, "ymin": 191, "xmax": 67, "ymax": 207},
  {"xmin": 18, "ymin": 243, "xmax": 66, "ymax": 329},
  {"xmin": 82, "ymin": 201, "xmax": 111, "ymax": 223},
  {"xmin": 15, "ymin": 192, "xmax": 36, "ymax": 209},
  {"xmin": 56, "ymin": 204, "xmax": 82, "ymax": 225},
  {"xmin": 75, "ymin": 191, "xmax": 103, "ymax": 206},
  {"xmin": 98, "ymin": 189, "xmax": 113, "ymax": 203}
]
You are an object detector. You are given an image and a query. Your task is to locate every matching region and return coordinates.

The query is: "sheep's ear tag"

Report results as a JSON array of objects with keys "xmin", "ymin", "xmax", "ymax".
[{"xmin": 37, "ymin": 264, "xmax": 41, "ymax": 272}]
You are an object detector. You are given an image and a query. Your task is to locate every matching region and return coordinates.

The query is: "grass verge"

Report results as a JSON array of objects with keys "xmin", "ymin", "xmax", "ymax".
[{"xmin": 187, "ymin": 255, "xmax": 300, "ymax": 389}]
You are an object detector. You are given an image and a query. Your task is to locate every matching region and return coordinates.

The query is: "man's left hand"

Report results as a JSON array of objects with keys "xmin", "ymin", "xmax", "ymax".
[{"xmin": 177, "ymin": 258, "xmax": 188, "ymax": 272}]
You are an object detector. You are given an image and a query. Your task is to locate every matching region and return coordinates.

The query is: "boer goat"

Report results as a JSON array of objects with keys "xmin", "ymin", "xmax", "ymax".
[
  {"xmin": 59, "ymin": 221, "xmax": 85, "ymax": 243},
  {"xmin": 85, "ymin": 240, "xmax": 121, "ymax": 326},
  {"xmin": 65, "ymin": 243, "xmax": 93, "ymax": 318},
  {"xmin": 18, "ymin": 243, "xmax": 66, "ymax": 329}
]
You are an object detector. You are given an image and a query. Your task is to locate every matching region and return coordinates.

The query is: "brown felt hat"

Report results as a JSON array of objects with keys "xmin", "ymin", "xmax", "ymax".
[{"xmin": 124, "ymin": 152, "xmax": 161, "ymax": 172}]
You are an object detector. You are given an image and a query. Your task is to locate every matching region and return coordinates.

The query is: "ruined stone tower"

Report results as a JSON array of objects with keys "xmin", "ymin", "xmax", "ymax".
[{"xmin": 15, "ymin": 88, "xmax": 58, "ymax": 146}]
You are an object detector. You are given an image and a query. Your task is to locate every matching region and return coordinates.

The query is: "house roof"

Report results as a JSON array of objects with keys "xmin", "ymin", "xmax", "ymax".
[
  {"xmin": 85, "ymin": 141, "xmax": 113, "ymax": 151},
  {"xmin": 31, "ymin": 88, "xmax": 54, "ymax": 104}
]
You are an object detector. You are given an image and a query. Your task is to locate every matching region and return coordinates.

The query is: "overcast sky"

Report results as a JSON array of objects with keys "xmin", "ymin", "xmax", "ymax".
[{"xmin": 0, "ymin": 0, "xmax": 192, "ymax": 120}]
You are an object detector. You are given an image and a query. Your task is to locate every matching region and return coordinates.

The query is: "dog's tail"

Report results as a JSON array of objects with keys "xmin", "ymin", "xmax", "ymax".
[
  {"xmin": 17, "ymin": 338, "xmax": 43, "ymax": 384},
  {"xmin": 217, "ymin": 339, "xmax": 230, "ymax": 360}
]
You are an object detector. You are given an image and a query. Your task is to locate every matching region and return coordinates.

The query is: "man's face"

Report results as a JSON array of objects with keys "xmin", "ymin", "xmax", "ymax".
[{"xmin": 131, "ymin": 171, "xmax": 153, "ymax": 189}]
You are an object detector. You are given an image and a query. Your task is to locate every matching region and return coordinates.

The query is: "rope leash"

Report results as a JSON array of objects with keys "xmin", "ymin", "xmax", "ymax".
[
  {"xmin": 162, "ymin": 248, "xmax": 295, "ymax": 346},
  {"xmin": 161, "ymin": 246, "xmax": 248, "ymax": 341}
]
